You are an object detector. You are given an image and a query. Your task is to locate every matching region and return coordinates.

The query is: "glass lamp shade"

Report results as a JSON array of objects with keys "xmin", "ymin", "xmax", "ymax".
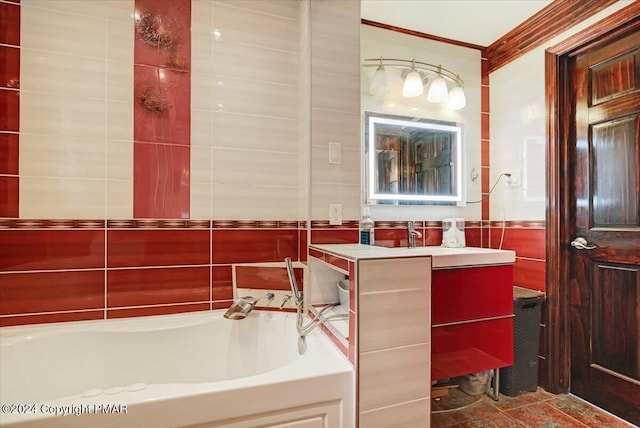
[
  {"xmin": 402, "ymin": 69, "xmax": 423, "ymax": 97},
  {"xmin": 370, "ymin": 65, "xmax": 389, "ymax": 96},
  {"xmin": 427, "ymin": 76, "xmax": 448, "ymax": 102},
  {"xmin": 447, "ymin": 86, "xmax": 466, "ymax": 110}
]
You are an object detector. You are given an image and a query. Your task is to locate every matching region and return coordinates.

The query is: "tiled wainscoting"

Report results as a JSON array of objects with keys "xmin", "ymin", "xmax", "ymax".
[
  {"xmin": 0, "ymin": 219, "xmax": 306, "ymax": 326},
  {"xmin": 0, "ymin": 216, "xmax": 547, "ymax": 378}
]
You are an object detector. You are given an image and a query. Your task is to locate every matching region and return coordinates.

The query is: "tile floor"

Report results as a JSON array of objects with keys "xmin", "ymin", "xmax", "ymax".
[{"xmin": 431, "ymin": 387, "xmax": 638, "ymax": 427}]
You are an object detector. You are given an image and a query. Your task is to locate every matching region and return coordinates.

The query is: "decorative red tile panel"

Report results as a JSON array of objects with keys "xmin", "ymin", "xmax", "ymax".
[
  {"xmin": 0, "ymin": 46, "xmax": 20, "ymax": 89},
  {"xmin": 133, "ymin": 141, "xmax": 191, "ymax": 218},
  {"xmin": 0, "ymin": 89, "xmax": 19, "ymax": 132},
  {"xmin": 211, "ymin": 229, "xmax": 298, "ymax": 264},
  {"xmin": 107, "ymin": 266, "xmax": 209, "ymax": 307},
  {"xmin": 107, "ymin": 229, "xmax": 209, "ymax": 268},
  {"xmin": 133, "ymin": 65, "xmax": 190, "ymax": 145},
  {"xmin": 0, "ymin": 2, "xmax": 20, "ymax": 46},
  {"xmin": 0, "ymin": 230, "xmax": 105, "ymax": 272},
  {"xmin": 0, "ymin": 133, "xmax": 19, "ymax": 174},
  {"xmin": 134, "ymin": 0, "xmax": 191, "ymax": 70},
  {"xmin": 0, "ymin": 176, "xmax": 18, "ymax": 217},
  {"xmin": 133, "ymin": 0, "xmax": 191, "ymax": 219},
  {"xmin": 0, "ymin": 270, "xmax": 104, "ymax": 314}
]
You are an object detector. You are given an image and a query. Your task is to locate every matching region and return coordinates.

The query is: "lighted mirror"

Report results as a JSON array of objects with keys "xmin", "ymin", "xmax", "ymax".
[{"xmin": 365, "ymin": 112, "xmax": 463, "ymax": 203}]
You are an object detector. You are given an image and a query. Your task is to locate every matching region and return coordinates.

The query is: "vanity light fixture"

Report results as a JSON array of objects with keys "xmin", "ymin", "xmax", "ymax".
[
  {"xmin": 364, "ymin": 57, "xmax": 466, "ymax": 110},
  {"xmin": 426, "ymin": 66, "xmax": 448, "ymax": 103},
  {"xmin": 401, "ymin": 60, "xmax": 423, "ymax": 98},
  {"xmin": 370, "ymin": 57, "xmax": 389, "ymax": 96}
]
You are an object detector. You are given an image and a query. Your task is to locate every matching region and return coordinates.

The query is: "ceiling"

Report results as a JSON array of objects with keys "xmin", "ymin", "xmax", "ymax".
[{"xmin": 361, "ymin": 0, "xmax": 554, "ymax": 47}]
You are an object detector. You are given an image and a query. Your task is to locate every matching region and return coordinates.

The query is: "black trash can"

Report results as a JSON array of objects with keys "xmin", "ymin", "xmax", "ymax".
[{"xmin": 500, "ymin": 286, "xmax": 544, "ymax": 397}]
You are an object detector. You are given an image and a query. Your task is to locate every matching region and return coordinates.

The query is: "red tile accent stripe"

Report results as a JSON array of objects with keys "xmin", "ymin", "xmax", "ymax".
[
  {"xmin": 0, "ymin": 218, "xmax": 547, "ymax": 326},
  {"xmin": 0, "ymin": 1, "xmax": 19, "ymax": 218},
  {"xmin": 481, "ymin": 52, "xmax": 490, "ymax": 221},
  {"xmin": 133, "ymin": 0, "xmax": 191, "ymax": 219}
]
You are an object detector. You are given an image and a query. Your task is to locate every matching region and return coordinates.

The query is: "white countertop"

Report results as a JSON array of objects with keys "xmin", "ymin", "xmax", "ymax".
[{"xmin": 310, "ymin": 243, "xmax": 515, "ymax": 268}]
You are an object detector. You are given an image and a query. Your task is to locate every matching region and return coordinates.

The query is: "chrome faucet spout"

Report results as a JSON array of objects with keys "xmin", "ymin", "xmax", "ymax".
[
  {"xmin": 408, "ymin": 221, "xmax": 422, "ymax": 248},
  {"xmin": 223, "ymin": 292, "xmax": 275, "ymax": 320}
]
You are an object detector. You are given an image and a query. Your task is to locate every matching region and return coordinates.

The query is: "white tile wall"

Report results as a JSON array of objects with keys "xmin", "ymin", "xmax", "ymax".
[
  {"xmin": 191, "ymin": 0, "xmax": 300, "ymax": 221},
  {"xmin": 19, "ymin": 0, "xmax": 133, "ymax": 219},
  {"xmin": 361, "ymin": 25, "xmax": 483, "ymax": 223},
  {"xmin": 309, "ymin": 0, "xmax": 361, "ymax": 222},
  {"xmin": 488, "ymin": 0, "xmax": 634, "ymax": 221}
]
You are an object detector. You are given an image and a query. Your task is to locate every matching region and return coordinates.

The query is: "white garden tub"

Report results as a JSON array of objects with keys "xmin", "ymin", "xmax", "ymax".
[{"xmin": 0, "ymin": 310, "xmax": 354, "ymax": 427}]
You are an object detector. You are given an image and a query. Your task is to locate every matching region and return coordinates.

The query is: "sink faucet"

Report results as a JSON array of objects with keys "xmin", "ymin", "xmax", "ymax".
[
  {"xmin": 223, "ymin": 292, "xmax": 275, "ymax": 320},
  {"xmin": 408, "ymin": 221, "xmax": 422, "ymax": 248}
]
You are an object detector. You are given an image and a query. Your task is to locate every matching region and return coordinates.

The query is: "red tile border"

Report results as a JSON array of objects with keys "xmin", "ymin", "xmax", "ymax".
[
  {"xmin": 212, "ymin": 265, "xmax": 233, "ymax": 300},
  {"xmin": 0, "ymin": 229, "xmax": 105, "ymax": 271},
  {"xmin": 513, "ymin": 258, "xmax": 546, "ymax": 292},
  {"xmin": 0, "ymin": 176, "xmax": 18, "ymax": 217},
  {"xmin": 0, "ymin": 46, "xmax": 20, "ymax": 89},
  {"xmin": 0, "ymin": 89, "xmax": 19, "ymax": 132},
  {"xmin": 234, "ymin": 265, "xmax": 302, "ymax": 291},
  {"xmin": 0, "ymin": 2, "xmax": 20, "ymax": 46},
  {"xmin": 0, "ymin": 311, "xmax": 103, "ymax": 328},
  {"xmin": 211, "ymin": 229, "xmax": 298, "ymax": 264},
  {"xmin": 0, "ymin": 270, "xmax": 104, "ymax": 315},
  {"xmin": 107, "ymin": 229, "xmax": 210, "ymax": 268},
  {"xmin": 0, "ymin": 132, "xmax": 19, "ymax": 174},
  {"xmin": 325, "ymin": 254, "xmax": 349, "ymax": 272},
  {"xmin": 107, "ymin": 303, "xmax": 209, "ymax": 319},
  {"xmin": 107, "ymin": 266, "xmax": 210, "ymax": 307},
  {"xmin": 490, "ymin": 227, "xmax": 546, "ymax": 260},
  {"xmin": 0, "ymin": 218, "xmax": 547, "ymax": 327}
]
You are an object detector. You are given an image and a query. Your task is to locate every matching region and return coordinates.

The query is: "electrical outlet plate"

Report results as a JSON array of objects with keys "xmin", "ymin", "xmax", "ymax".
[
  {"xmin": 505, "ymin": 170, "xmax": 522, "ymax": 187},
  {"xmin": 329, "ymin": 204, "xmax": 342, "ymax": 225}
]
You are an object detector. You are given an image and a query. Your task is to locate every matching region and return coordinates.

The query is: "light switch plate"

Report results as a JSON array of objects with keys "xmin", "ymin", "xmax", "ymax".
[
  {"xmin": 329, "ymin": 142, "xmax": 342, "ymax": 164},
  {"xmin": 329, "ymin": 204, "xmax": 342, "ymax": 225}
]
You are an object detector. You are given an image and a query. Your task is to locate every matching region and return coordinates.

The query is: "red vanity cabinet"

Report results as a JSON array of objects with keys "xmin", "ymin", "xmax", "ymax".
[{"xmin": 431, "ymin": 264, "xmax": 514, "ymax": 381}]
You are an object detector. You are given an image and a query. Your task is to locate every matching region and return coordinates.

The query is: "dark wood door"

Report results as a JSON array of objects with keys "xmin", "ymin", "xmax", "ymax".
[{"xmin": 569, "ymin": 31, "xmax": 640, "ymax": 425}]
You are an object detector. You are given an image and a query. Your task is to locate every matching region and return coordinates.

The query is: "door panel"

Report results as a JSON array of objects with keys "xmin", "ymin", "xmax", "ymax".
[
  {"xmin": 591, "ymin": 262, "xmax": 639, "ymax": 380},
  {"xmin": 591, "ymin": 118, "xmax": 638, "ymax": 227},
  {"xmin": 570, "ymin": 30, "xmax": 640, "ymax": 425}
]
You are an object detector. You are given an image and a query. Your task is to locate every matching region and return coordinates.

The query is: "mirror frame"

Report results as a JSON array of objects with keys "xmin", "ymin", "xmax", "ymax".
[{"xmin": 365, "ymin": 112, "xmax": 464, "ymax": 203}]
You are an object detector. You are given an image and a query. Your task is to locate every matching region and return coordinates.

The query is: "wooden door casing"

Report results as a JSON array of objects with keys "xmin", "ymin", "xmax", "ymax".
[
  {"xmin": 568, "ymin": 27, "xmax": 640, "ymax": 425},
  {"xmin": 545, "ymin": 3, "xmax": 640, "ymax": 426}
]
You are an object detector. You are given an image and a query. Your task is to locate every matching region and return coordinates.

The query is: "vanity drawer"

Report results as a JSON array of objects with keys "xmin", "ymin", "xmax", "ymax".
[
  {"xmin": 432, "ymin": 265, "xmax": 513, "ymax": 325},
  {"xmin": 431, "ymin": 316, "xmax": 513, "ymax": 381}
]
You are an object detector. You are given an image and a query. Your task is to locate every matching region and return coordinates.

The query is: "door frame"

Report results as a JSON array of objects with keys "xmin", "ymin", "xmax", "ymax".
[{"xmin": 544, "ymin": 3, "xmax": 640, "ymax": 394}]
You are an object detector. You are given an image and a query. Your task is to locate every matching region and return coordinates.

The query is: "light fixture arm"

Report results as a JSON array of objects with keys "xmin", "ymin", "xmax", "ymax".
[{"xmin": 363, "ymin": 57, "xmax": 464, "ymax": 87}]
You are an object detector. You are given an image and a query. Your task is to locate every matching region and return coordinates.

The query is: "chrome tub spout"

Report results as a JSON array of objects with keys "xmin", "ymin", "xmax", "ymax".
[{"xmin": 223, "ymin": 292, "xmax": 275, "ymax": 320}]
